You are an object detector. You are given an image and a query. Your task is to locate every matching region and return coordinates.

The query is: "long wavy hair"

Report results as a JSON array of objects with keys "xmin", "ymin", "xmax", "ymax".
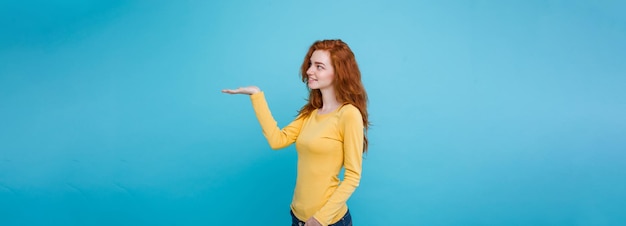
[{"xmin": 297, "ymin": 39, "xmax": 370, "ymax": 152}]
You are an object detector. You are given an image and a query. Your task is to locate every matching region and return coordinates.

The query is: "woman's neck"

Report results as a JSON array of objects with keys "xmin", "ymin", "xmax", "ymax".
[{"xmin": 319, "ymin": 87, "xmax": 341, "ymax": 114}]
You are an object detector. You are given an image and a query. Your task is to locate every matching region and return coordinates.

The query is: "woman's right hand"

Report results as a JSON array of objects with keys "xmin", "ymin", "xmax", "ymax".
[{"xmin": 221, "ymin": 86, "xmax": 261, "ymax": 95}]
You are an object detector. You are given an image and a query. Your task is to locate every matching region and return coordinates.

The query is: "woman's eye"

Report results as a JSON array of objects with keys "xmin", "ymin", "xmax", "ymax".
[{"xmin": 317, "ymin": 65, "xmax": 323, "ymax": 69}]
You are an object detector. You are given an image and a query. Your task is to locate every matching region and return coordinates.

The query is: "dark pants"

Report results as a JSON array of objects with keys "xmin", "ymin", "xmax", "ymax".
[{"xmin": 290, "ymin": 209, "xmax": 352, "ymax": 226}]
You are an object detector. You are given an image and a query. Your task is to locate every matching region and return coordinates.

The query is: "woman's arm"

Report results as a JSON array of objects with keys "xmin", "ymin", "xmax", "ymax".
[
  {"xmin": 250, "ymin": 92, "xmax": 303, "ymax": 149},
  {"xmin": 313, "ymin": 106, "xmax": 364, "ymax": 225},
  {"xmin": 222, "ymin": 86, "xmax": 303, "ymax": 149}
]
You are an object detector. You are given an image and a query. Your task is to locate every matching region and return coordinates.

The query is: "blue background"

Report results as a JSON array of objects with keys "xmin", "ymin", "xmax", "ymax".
[{"xmin": 1, "ymin": 0, "xmax": 625, "ymax": 225}]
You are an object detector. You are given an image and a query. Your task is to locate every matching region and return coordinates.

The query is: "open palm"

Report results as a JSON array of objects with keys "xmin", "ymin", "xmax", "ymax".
[{"xmin": 221, "ymin": 86, "xmax": 260, "ymax": 95}]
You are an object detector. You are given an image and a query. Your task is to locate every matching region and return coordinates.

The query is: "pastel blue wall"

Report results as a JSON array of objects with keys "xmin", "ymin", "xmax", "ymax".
[{"xmin": 1, "ymin": 0, "xmax": 625, "ymax": 225}]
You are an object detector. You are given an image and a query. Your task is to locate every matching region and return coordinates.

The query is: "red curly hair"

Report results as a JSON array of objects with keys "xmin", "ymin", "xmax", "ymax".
[{"xmin": 297, "ymin": 39, "xmax": 370, "ymax": 152}]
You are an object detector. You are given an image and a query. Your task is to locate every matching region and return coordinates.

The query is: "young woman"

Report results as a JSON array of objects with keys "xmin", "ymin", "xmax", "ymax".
[{"xmin": 222, "ymin": 39, "xmax": 369, "ymax": 226}]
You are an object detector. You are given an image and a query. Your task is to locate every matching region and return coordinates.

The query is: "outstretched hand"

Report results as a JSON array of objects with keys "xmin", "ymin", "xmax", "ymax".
[{"xmin": 221, "ymin": 86, "xmax": 261, "ymax": 95}]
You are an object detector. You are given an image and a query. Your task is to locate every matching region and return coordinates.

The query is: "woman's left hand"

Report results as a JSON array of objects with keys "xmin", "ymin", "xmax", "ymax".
[{"xmin": 304, "ymin": 217, "xmax": 322, "ymax": 226}]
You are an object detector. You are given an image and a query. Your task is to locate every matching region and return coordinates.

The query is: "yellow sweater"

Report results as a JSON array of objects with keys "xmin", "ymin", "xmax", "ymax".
[{"xmin": 250, "ymin": 92, "xmax": 363, "ymax": 225}]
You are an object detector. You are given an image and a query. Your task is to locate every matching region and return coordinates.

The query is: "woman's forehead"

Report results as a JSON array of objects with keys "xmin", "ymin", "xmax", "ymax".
[{"xmin": 310, "ymin": 50, "xmax": 331, "ymax": 61}]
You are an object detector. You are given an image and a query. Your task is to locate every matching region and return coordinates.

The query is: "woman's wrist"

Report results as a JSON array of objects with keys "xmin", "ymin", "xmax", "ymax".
[{"xmin": 250, "ymin": 87, "xmax": 261, "ymax": 95}]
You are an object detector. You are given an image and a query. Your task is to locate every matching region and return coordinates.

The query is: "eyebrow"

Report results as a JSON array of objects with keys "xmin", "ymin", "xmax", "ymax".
[{"xmin": 312, "ymin": 61, "xmax": 325, "ymax": 66}]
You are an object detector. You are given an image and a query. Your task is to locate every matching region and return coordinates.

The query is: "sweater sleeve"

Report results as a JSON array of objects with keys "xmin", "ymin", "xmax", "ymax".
[
  {"xmin": 250, "ymin": 92, "xmax": 304, "ymax": 150},
  {"xmin": 313, "ymin": 106, "xmax": 364, "ymax": 225}
]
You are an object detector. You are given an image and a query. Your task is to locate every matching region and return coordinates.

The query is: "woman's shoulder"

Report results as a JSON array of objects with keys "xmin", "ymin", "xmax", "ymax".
[{"xmin": 339, "ymin": 104, "xmax": 362, "ymax": 118}]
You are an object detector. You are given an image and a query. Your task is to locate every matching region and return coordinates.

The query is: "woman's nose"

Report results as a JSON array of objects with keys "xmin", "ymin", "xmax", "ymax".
[{"xmin": 306, "ymin": 66, "xmax": 314, "ymax": 75}]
